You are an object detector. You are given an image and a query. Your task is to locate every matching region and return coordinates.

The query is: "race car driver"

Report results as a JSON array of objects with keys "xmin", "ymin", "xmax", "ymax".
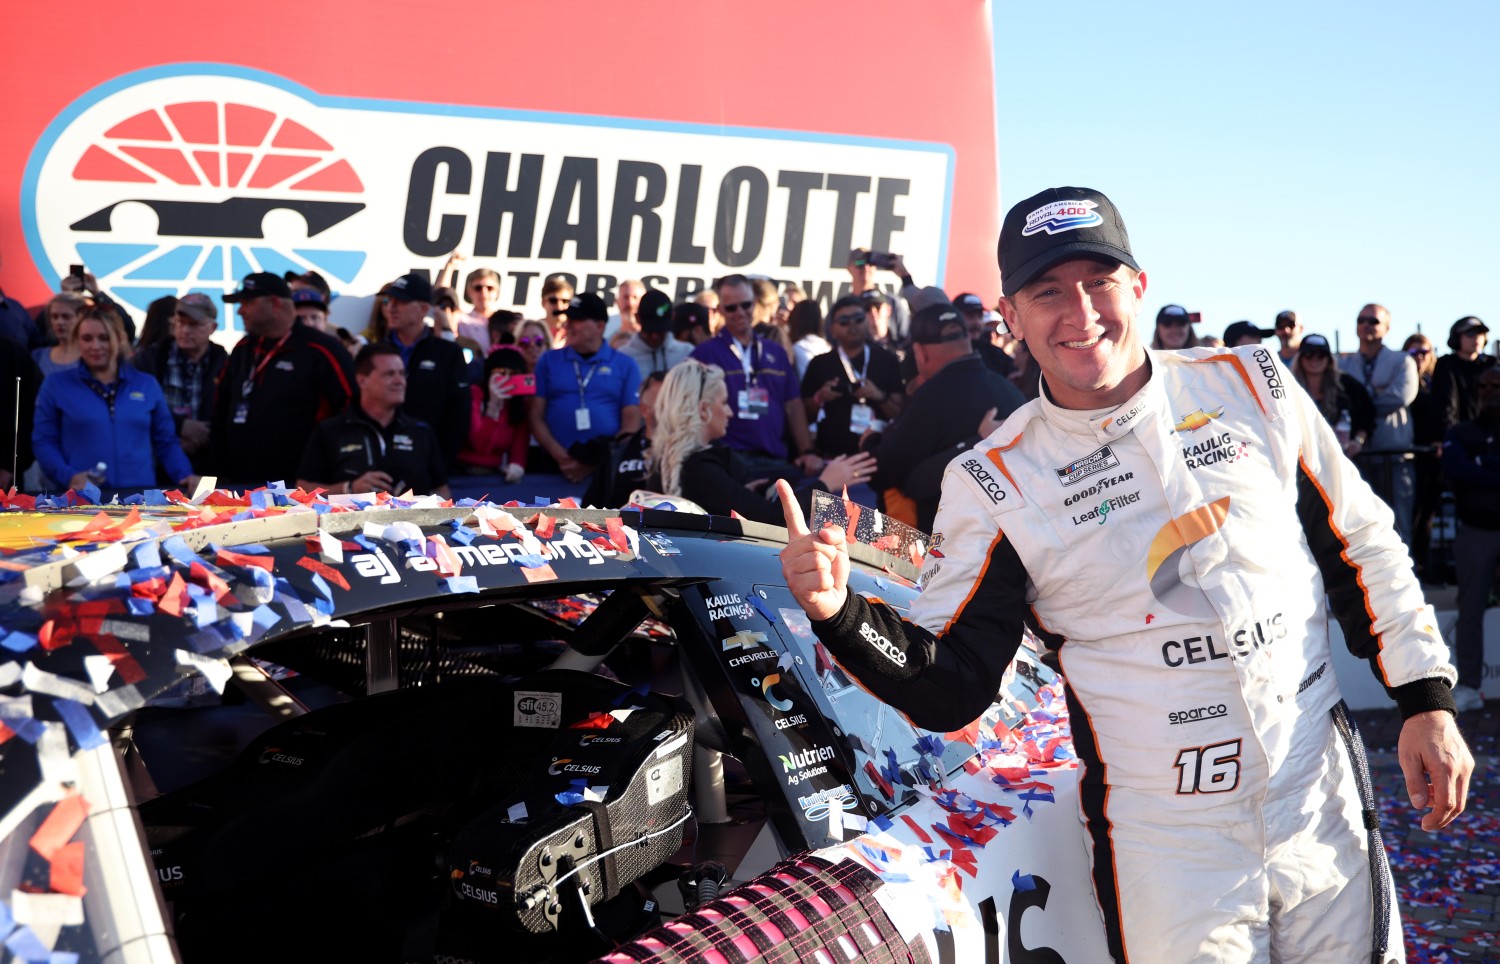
[{"xmin": 777, "ymin": 186, "xmax": 1473, "ymax": 963}]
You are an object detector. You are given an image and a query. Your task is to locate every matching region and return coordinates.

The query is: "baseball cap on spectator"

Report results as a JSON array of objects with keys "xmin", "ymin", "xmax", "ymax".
[
  {"xmin": 1449, "ymin": 316, "xmax": 1489, "ymax": 350},
  {"xmin": 176, "ymin": 292, "xmax": 218, "ymax": 324},
  {"xmin": 1274, "ymin": 310, "xmax": 1298, "ymax": 329},
  {"xmin": 1156, "ymin": 304, "xmax": 1200, "ymax": 327},
  {"xmin": 384, "ymin": 271, "xmax": 433, "ymax": 303},
  {"xmin": 291, "ymin": 288, "xmax": 328, "ymax": 312},
  {"xmin": 1298, "ymin": 334, "xmax": 1332, "ymax": 354},
  {"xmin": 560, "ymin": 292, "xmax": 609, "ymax": 323},
  {"xmin": 909, "ymin": 299, "xmax": 968, "ymax": 345},
  {"xmin": 223, "ymin": 272, "xmax": 292, "ymax": 302},
  {"xmin": 283, "ymin": 269, "xmax": 331, "ymax": 299},
  {"xmin": 998, "ymin": 186, "xmax": 1139, "ymax": 297},
  {"xmin": 637, "ymin": 289, "xmax": 674, "ymax": 333},
  {"xmin": 672, "ymin": 301, "xmax": 710, "ymax": 337},
  {"xmin": 1223, "ymin": 320, "xmax": 1274, "ymax": 344},
  {"xmin": 859, "ymin": 289, "xmax": 890, "ymax": 308},
  {"xmin": 953, "ymin": 292, "xmax": 986, "ymax": 314},
  {"xmin": 431, "ymin": 286, "xmax": 460, "ymax": 311}
]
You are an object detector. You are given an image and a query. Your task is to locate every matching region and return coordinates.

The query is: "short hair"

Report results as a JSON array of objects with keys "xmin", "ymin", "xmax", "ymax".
[
  {"xmin": 713, "ymin": 273, "xmax": 753, "ymax": 296},
  {"xmin": 463, "ymin": 268, "xmax": 501, "ymax": 305},
  {"xmin": 541, "ymin": 274, "xmax": 574, "ymax": 298},
  {"xmin": 354, "ymin": 341, "xmax": 402, "ymax": 376}
]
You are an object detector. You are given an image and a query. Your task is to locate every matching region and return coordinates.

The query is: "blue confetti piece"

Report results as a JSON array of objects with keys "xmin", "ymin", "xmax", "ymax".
[
  {"xmin": 0, "ymin": 899, "xmax": 12, "ymax": 939},
  {"xmin": 351, "ymin": 533, "xmax": 375, "ymax": 551},
  {"xmin": 555, "ymin": 789, "xmax": 584, "ymax": 806},
  {"xmin": 309, "ymin": 501, "xmax": 332, "ymax": 515},
  {"xmin": 249, "ymin": 490, "xmax": 272, "ymax": 511},
  {"xmin": 232, "ymin": 510, "xmax": 255, "ymax": 522},
  {"xmin": 126, "ymin": 597, "xmax": 155, "ymax": 616},
  {"xmin": 249, "ymin": 604, "xmax": 280, "ymax": 637},
  {"xmin": 443, "ymin": 576, "xmax": 479, "ymax": 594},
  {"xmin": 747, "ymin": 594, "xmax": 778, "ymax": 625},
  {"xmin": 160, "ymin": 535, "xmax": 200, "ymax": 567},
  {"xmin": 448, "ymin": 522, "xmax": 477, "ymax": 545},
  {"xmin": 308, "ymin": 573, "xmax": 333, "ymax": 603},
  {"xmin": 121, "ymin": 492, "xmax": 144, "ymax": 505},
  {"xmin": 50, "ymin": 952, "xmax": 80, "ymax": 964},
  {"xmin": 611, "ymin": 683, "xmax": 650, "ymax": 706},
  {"xmin": 875, "ymin": 577, "xmax": 889, "ymax": 591},
  {"xmin": 1, "ymin": 631, "xmax": 37, "ymax": 654},
  {"xmin": 5, "ymin": 925, "xmax": 49, "ymax": 961},
  {"xmin": 870, "ymin": 814, "xmax": 894, "ymax": 833},
  {"xmin": 1012, "ymin": 869, "xmax": 1037, "ymax": 892},
  {"xmin": 130, "ymin": 541, "xmax": 162, "ymax": 570},
  {"xmin": 54, "ymin": 698, "xmax": 108, "ymax": 751},
  {"xmin": 3, "ymin": 717, "xmax": 46, "ymax": 744},
  {"xmin": 80, "ymin": 481, "xmax": 101, "ymax": 505},
  {"xmin": 187, "ymin": 625, "xmax": 233, "ymax": 653},
  {"xmin": 915, "ymin": 734, "xmax": 946, "ymax": 758},
  {"xmin": 143, "ymin": 489, "xmax": 170, "ymax": 506},
  {"xmin": 514, "ymin": 553, "xmax": 548, "ymax": 569}
]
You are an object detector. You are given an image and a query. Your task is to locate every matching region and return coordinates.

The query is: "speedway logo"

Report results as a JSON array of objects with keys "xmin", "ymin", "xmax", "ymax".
[
  {"xmin": 27, "ymin": 65, "xmax": 953, "ymax": 330},
  {"xmin": 1021, "ymin": 199, "xmax": 1102, "ymax": 236},
  {"xmin": 1054, "ymin": 444, "xmax": 1119, "ymax": 486}
]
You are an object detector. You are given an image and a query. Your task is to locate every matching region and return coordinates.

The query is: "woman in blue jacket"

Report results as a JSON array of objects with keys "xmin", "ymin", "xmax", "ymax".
[{"xmin": 33, "ymin": 310, "xmax": 198, "ymax": 493}]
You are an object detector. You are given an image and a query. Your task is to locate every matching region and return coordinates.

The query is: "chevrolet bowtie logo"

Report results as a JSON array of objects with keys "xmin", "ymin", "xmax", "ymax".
[{"xmin": 722, "ymin": 630, "xmax": 769, "ymax": 651}]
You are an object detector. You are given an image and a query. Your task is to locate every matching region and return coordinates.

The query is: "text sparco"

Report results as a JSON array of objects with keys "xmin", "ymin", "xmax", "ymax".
[
  {"xmin": 961, "ymin": 458, "xmax": 1006, "ymax": 504},
  {"xmin": 1251, "ymin": 348, "xmax": 1286, "ymax": 400},
  {"xmin": 859, "ymin": 622, "xmax": 907, "ymax": 666}
]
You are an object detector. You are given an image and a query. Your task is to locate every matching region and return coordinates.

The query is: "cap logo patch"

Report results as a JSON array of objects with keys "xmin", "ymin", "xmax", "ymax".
[{"xmin": 1022, "ymin": 199, "xmax": 1102, "ymax": 237}]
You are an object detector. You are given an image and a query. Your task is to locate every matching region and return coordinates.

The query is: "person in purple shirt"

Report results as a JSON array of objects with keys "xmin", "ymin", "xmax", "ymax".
[{"xmin": 688, "ymin": 274, "xmax": 821, "ymax": 481}]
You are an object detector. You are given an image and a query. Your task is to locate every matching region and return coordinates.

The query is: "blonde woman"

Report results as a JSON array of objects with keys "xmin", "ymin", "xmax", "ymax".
[
  {"xmin": 647, "ymin": 359, "xmax": 873, "ymax": 524},
  {"xmin": 33, "ymin": 292, "xmax": 89, "ymax": 376}
]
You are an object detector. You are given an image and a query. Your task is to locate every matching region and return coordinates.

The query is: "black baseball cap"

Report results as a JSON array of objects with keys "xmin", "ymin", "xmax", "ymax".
[
  {"xmin": 909, "ymin": 298, "xmax": 968, "ymax": 345},
  {"xmin": 1156, "ymin": 304, "xmax": 1201, "ymax": 326},
  {"xmin": 223, "ymin": 271, "xmax": 292, "ymax": 302},
  {"xmin": 953, "ymin": 292, "xmax": 985, "ymax": 313},
  {"xmin": 384, "ymin": 271, "xmax": 433, "ymax": 303},
  {"xmin": 637, "ymin": 289, "xmax": 673, "ymax": 333},
  {"xmin": 998, "ymin": 186, "xmax": 1139, "ymax": 297},
  {"xmin": 672, "ymin": 302, "xmax": 710, "ymax": 335},
  {"xmin": 1299, "ymin": 333, "xmax": 1332, "ymax": 353},
  {"xmin": 1223, "ymin": 320, "xmax": 1274, "ymax": 344},
  {"xmin": 560, "ymin": 292, "xmax": 608, "ymax": 323}
]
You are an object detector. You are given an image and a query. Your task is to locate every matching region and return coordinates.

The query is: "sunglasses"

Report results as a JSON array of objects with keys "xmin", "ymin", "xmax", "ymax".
[
  {"xmin": 545, "ymin": 296, "xmax": 571, "ymax": 305},
  {"xmin": 1409, "ymin": 348, "xmax": 1432, "ymax": 357},
  {"xmin": 518, "ymin": 336, "xmax": 547, "ymax": 346},
  {"xmin": 719, "ymin": 300, "xmax": 754, "ymax": 315},
  {"xmin": 1301, "ymin": 350, "xmax": 1330, "ymax": 360},
  {"xmin": 1158, "ymin": 319, "xmax": 1191, "ymax": 328},
  {"xmin": 832, "ymin": 313, "xmax": 866, "ymax": 326},
  {"xmin": 1356, "ymin": 316, "xmax": 1382, "ymax": 325}
]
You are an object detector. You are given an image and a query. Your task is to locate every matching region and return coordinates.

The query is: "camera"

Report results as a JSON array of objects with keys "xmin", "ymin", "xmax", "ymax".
[{"xmin": 867, "ymin": 251, "xmax": 897, "ymax": 269}]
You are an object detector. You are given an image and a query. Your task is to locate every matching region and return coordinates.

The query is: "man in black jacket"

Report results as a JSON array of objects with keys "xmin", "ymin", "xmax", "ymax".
[
  {"xmin": 1432, "ymin": 316, "xmax": 1495, "ymax": 437},
  {"xmin": 801, "ymin": 295, "xmax": 904, "ymax": 457},
  {"xmin": 381, "ymin": 271, "xmax": 471, "ymax": 471},
  {"xmin": 131, "ymin": 293, "xmax": 228, "ymax": 474},
  {"xmin": 861, "ymin": 292, "xmax": 1026, "ymax": 532},
  {"xmin": 1439, "ymin": 365, "xmax": 1500, "ymax": 712},
  {"xmin": 211, "ymin": 273, "xmax": 355, "ymax": 488}
]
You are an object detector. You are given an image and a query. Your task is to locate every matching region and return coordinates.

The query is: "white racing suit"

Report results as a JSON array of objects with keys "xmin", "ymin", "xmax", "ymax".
[{"xmin": 812, "ymin": 345, "xmax": 1456, "ymax": 962}]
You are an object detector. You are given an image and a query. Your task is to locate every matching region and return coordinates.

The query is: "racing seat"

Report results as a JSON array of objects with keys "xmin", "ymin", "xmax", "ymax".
[{"xmin": 442, "ymin": 674, "xmax": 694, "ymax": 935}]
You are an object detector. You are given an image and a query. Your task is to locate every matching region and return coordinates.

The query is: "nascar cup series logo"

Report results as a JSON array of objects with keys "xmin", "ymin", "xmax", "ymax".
[{"xmin": 27, "ymin": 68, "xmax": 370, "ymax": 331}]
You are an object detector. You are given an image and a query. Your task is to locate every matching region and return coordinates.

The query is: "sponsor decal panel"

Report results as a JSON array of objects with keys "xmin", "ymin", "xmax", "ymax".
[
  {"xmin": 28, "ymin": 67, "xmax": 951, "ymax": 331},
  {"xmin": 1160, "ymin": 612, "xmax": 1286, "ymax": 667},
  {"xmin": 1174, "ymin": 407, "xmax": 1225, "ymax": 433},
  {"xmin": 707, "ymin": 593, "xmax": 754, "ymax": 621},
  {"xmin": 1182, "ymin": 433, "xmax": 1250, "ymax": 470},
  {"xmin": 1061, "ymin": 471, "xmax": 1133, "ymax": 507},
  {"xmin": 1070, "ymin": 490, "xmax": 1141, "ymax": 526},
  {"xmin": 798, "ymin": 784, "xmax": 859, "ymax": 822}
]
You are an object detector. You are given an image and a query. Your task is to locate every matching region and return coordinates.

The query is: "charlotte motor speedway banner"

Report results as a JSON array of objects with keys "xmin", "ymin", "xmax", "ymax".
[{"xmin": 1, "ymin": 2, "xmax": 1002, "ymax": 336}]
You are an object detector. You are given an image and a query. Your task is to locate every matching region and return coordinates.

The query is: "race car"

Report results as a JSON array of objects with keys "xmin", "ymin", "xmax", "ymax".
[{"xmin": 0, "ymin": 486, "xmax": 1109, "ymax": 963}]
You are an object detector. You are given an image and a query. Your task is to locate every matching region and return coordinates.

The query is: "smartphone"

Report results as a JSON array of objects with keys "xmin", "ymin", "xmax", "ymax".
[
  {"xmin": 69, "ymin": 264, "xmax": 85, "ymax": 280},
  {"xmin": 867, "ymin": 251, "xmax": 898, "ymax": 269},
  {"xmin": 502, "ymin": 374, "xmax": 536, "ymax": 396}
]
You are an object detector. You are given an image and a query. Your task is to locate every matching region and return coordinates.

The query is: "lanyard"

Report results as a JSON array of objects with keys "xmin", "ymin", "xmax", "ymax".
[
  {"xmin": 242, "ymin": 332, "xmax": 291, "ymax": 397},
  {"xmin": 837, "ymin": 344, "xmax": 870, "ymax": 385},
  {"xmin": 727, "ymin": 336, "xmax": 760, "ymax": 386},
  {"xmin": 571, "ymin": 355, "xmax": 599, "ymax": 407}
]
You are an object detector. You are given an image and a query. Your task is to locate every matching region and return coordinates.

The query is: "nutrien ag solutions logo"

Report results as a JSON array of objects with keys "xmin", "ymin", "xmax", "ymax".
[{"xmin": 29, "ymin": 69, "xmax": 369, "ymax": 330}]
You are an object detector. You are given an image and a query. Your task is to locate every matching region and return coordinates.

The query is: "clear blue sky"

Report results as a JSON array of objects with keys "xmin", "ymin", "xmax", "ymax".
[{"xmin": 991, "ymin": 0, "xmax": 1499, "ymax": 355}]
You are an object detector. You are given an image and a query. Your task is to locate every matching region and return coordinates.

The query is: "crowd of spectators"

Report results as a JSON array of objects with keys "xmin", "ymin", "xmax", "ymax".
[{"xmin": 0, "ymin": 256, "xmax": 1495, "ymax": 684}]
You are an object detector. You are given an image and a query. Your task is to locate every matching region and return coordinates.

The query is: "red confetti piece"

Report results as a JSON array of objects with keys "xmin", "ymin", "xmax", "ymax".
[
  {"xmin": 48, "ymin": 840, "xmax": 87, "ymax": 897},
  {"xmin": 29, "ymin": 792, "xmax": 89, "ymax": 861},
  {"xmin": 843, "ymin": 499, "xmax": 861, "ymax": 540},
  {"xmin": 296, "ymin": 555, "xmax": 351, "ymax": 591},
  {"xmin": 216, "ymin": 548, "xmax": 274, "ymax": 572},
  {"xmin": 158, "ymin": 572, "xmax": 190, "ymax": 616},
  {"xmin": 605, "ymin": 517, "xmax": 630, "ymax": 553},
  {"xmin": 901, "ymin": 813, "xmax": 933, "ymax": 844},
  {"xmin": 533, "ymin": 512, "xmax": 556, "ymax": 539},
  {"xmin": 557, "ymin": 497, "xmax": 579, "ymax": 509},
  {"xmin": 0, "ymin": 722, "xmax": 14, "ymax": 745},
  {"xmin": 569, "ymin": 712, "xmax": 616, "ymax": 730},
  {"xmin": 88, "ymin": 634, "xmax": 147, "ymax": 685},
  {"xmin": 188, "ymin": 561, "xmax": 234, "ymax": 603}
]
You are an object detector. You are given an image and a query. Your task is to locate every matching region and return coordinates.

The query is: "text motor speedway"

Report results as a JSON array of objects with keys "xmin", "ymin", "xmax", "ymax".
[{"xmin": 2, "ymin": 3, "xmax": 1001, "ymax": 334}]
